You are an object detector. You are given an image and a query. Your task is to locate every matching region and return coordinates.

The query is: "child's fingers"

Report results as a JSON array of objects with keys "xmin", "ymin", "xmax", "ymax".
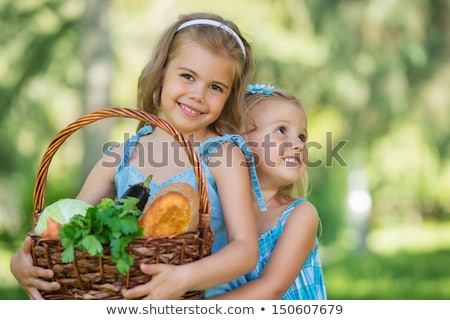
[
  {"xmin": 22, "ymin": 236, "xmax": 33, "ymax": 253},
  {"xmin": 140, "ymin": 263, "xmax": 161, "ymax": 275},
  {"xmin": 121, "ymin": 282, "xmax": 152, "ymax": 299}
]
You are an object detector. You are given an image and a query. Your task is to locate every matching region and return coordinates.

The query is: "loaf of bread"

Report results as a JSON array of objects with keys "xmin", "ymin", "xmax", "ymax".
[{"xmin": 137, "ymin": 182, "xmax": 199, "ymax": 237}]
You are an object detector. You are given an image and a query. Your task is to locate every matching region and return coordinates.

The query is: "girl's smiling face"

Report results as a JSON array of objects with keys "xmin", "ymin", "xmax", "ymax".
[
  {"xmin": 245, "ymin": 98, "xmax": 308, "ymax": 188},
  {"xmin": 159, "ymin": 42, "xmax": 234, "ymax": 139}
]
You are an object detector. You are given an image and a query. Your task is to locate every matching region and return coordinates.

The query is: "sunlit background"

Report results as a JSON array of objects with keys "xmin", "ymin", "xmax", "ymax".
[{"xmin": 1, "ymin": 0, "xmax": 449, "ymax": 299}]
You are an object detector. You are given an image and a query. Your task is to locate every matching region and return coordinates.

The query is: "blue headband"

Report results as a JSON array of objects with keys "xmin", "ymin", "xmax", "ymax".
[
  {"xmin": 246, "ymin": 84, "xmax": 275, "ymax": 95},
  {"xmin": 176, "ymin": 19, "xmax": 247, "ymax": 60}
]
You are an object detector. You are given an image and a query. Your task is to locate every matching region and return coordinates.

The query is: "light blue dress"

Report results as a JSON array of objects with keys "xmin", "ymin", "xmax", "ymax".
[
  {"xmin": 245, "ymin": 198, "xmax": 327, "ymax": 299},
  {"xmin": 113, "ymin": 126, "xmax": 266, "ymax": 298}
]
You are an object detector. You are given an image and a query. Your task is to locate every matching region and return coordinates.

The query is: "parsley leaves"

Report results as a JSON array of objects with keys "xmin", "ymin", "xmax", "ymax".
[{"xmin": 59, "ymin": 197, "xmax": 144, "ymax": 275}]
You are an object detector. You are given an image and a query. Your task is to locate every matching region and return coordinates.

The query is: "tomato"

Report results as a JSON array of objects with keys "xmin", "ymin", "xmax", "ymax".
[{"xmin": 45, "ymin": 218, "xmax": 62, "ymax": 238}]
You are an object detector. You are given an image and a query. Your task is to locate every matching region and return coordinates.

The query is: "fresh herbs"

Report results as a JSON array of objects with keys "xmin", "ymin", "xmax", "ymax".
[{"xmin": 59, "ymin": 197, "xmax": 144, "ymax": 275}]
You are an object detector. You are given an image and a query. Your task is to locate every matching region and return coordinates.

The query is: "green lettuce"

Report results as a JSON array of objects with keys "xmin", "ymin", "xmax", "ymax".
[{"xmin": 35, "ymin": 198, "xmax": 92, "ymax": 234}]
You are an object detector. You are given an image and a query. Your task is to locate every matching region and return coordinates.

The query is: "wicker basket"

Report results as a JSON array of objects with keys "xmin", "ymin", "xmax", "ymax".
[{"xmin": 30, "ymin": 108, "xmax": 213, "ymax": 300}]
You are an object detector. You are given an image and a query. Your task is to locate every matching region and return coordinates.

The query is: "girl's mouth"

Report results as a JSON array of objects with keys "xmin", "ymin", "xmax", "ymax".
[
  {"xmin": 178, "ymin": 103, "xmax": 202, "ymax": 117},
  {"xmin": 284, "ymin": 156, "xmax": 300, "ymax": 167}
]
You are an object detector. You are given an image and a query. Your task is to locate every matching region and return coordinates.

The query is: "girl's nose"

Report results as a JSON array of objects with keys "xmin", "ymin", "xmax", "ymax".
[
  {"xmin": 290, "ymin": 138, "xmax": 308, "ymax": 164},
  {"xmin": 189, "ymin": 84, "xmax": 205, "ymax": 103},
  {"xmin": 291, "ymin": 137, "xmax": 305, "ymax": 151},
  {"xmin": 289, "ymin": 139, "xmax": 308, "ymax": 165}
]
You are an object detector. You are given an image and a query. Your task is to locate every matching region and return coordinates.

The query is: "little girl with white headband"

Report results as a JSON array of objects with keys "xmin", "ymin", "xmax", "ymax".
[{"xmin": 11, "ymin": 12, "xmax": 264, "ymax": 300}]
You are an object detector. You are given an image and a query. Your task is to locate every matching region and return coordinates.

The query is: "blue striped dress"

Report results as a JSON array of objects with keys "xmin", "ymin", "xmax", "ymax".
[{"xmin": 246, "ymin": 198, "xmax": 327, "ymax": 300}]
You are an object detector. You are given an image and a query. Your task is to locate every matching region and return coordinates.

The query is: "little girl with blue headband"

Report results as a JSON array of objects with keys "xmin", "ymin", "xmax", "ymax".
[{"xmin": 211, "ymin": 84, "xmax": 327, "ymax": 299}]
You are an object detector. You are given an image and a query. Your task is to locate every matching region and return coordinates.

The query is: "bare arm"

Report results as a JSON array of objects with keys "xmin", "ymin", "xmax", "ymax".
[
  {"xmin": 211, "ymin": 201, "xmax": 319, "ymax": 299},
  {"xmin": 76, "ymin": 152, "xmax": 117, "ymax": 204},
  {"xmin": 122, "ymin": 143, "xmax": 259, "ymax": 299},
  {"xmin": 185, "ymin": 143, "xmax": 259, "ymax": 287}
]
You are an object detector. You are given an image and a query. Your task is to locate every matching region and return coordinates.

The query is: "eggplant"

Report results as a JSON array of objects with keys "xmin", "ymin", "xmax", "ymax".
[{"xmin": 116, "ymin": 175, "xmax": 152, "ymax": 211}]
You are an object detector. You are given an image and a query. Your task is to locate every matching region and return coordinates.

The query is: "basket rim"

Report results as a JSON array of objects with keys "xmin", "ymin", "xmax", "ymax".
[{"xmin": 32, "ymin": 107, "xmax": 211, "ymax": 232}]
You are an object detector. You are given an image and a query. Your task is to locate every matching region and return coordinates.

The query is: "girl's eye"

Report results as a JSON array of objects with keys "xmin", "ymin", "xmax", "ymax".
[
  {"xmin": 276, "ymin": 126, "xmax": 286, "ymax": 135},
  {"xmin": 210, "ymin": 84, "xmax": 223, "ymax": 92},
  {"xmin": 181, "ymin": 73, "xmax": 194, "ymax": 81},
  {"xmin": 299, "ymin": 134, "xmax": 307, "ymax": 143}
]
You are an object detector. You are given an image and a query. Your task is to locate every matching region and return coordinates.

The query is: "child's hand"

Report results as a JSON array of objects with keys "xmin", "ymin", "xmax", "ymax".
[
  {"xmin": 10, "ymin": 236, "xmax": 61, "ymax": 299},
  {"xmin": 121, "ymin": 263, "xmax": 188, "ymax": 300}
]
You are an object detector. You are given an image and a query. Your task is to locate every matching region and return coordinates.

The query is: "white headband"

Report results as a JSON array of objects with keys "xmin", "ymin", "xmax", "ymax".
[{"xmin": 176, "ymin": 19, "xmax": 247, "ymax": 60}]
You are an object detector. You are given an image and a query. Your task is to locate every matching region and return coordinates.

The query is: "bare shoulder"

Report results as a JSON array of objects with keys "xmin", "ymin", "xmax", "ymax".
[
  {"xmin": 288, "ymin": 200, "xmax": 319, "ymax": 225},
  {"xmin": 207, "ymin": 141, "xmax": 247, "ymax": 173},
  {"xmin": 103, "ymin": 141, "xmax": 125, "ymax": 162}
]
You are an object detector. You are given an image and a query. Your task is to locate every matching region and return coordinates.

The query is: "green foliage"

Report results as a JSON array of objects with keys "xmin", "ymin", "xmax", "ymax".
[
  {"xmin": 1, "ymin": 0, "xmax": 450, "ymax": 297},
  {"xmin": 59, "ymin": 197, "xmax": 143, "ymax": 275},
  {"xmin": 323, "ymin": 249, "xmax": 450, "ymax": 299},
  {"xmin": 309, "ymin": 167, "xmax": 347, "ymax": 245}
]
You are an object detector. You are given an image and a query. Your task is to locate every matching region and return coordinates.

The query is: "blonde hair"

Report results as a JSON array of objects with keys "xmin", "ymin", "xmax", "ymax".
[
  {"xmin": 136, "ymin": 12, "xmax": 254, "ymax": 135},
  {"xmin": 243, "ymin": 88, "xmax": 309, "ymax": 200}
]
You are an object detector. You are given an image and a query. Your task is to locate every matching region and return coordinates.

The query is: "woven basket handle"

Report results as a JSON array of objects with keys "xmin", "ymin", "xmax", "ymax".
[{"xmin": 32, "ymin": 107, "xmax": 210, "ymax": 232}]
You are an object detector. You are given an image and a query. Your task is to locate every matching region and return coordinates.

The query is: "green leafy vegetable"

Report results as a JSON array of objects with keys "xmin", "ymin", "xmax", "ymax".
[
  {"xmin": 59, "ymin": 197, "xmax": 144, "ymax": 275},
  {"xmin": 35, "ymin": 198, "xmax": 92, "ymax": 234}
]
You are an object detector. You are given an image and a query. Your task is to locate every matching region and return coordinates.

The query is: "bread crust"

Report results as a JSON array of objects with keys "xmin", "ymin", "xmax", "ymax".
[{"xmin": 138, "ymin": 183, "xmax": 199, "ymax": 237}]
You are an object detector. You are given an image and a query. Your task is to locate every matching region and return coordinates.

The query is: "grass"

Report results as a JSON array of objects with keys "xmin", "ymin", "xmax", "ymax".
[
  {"xmin": 2, "ymin": 223, "xmax": 450, "ymax": 300},
  {"xmin": 322, "ymin": 222, "xmax": 450, "ymax": 299},
  {"xmin": 322, "ymin": 249, "xmax": 450, "ymax": 299}
]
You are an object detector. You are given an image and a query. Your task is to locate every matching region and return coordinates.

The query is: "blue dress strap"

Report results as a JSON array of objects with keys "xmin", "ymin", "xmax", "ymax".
[
  {"xmin": 117, "ymin": 125, "xmax": 153, "ymax": 171},
  {"xmin": 200, "ymin": 134, "xmax": 267, "ymax": 211}
]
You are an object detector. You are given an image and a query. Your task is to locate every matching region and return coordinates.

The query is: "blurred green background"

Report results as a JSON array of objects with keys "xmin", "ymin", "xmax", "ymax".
[{"xmin": 1, "ymin": 0, "xmax": 449, "ymax": 299}]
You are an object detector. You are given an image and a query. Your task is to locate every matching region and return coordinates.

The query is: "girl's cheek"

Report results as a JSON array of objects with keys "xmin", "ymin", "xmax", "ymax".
[{"xmin": 303, "ymin": 146, "xmax": 309, "ymax": 165}]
